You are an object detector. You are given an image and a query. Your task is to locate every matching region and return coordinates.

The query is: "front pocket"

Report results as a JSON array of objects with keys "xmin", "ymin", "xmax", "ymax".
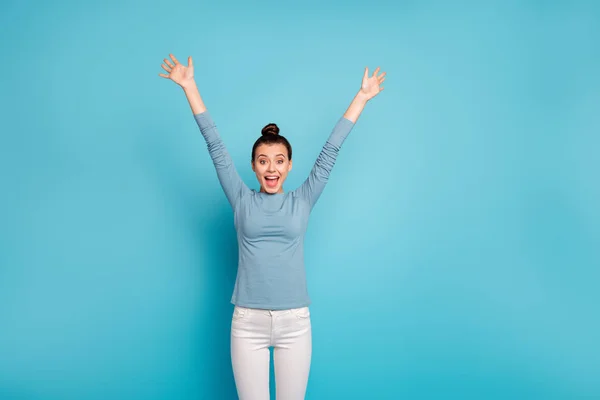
[
  {"xmin": 292, "ymin": 307, "xmax": 310, "ymax": 319},
  {"xmin": 232, "ymin": 306, "xmax": 249, "ymax": 321}
]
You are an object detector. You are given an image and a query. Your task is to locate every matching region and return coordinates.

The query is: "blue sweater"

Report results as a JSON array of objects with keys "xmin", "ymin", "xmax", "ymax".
[{"xmin": 195, "ymin": 111, "xmax": 355, "ymax": 310}]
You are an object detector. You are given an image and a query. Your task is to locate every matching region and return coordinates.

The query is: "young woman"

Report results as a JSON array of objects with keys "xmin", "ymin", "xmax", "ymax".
[{"xmin": 159, "ymin": 54, "xmax": 385, "ymax": 400}]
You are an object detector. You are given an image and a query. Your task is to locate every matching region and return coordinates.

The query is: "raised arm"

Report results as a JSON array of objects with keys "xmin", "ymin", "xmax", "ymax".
[
  {"xmin": 295, "ymin": 66, "xmax": 386, "ymax": 209},
  {"xmin": 160, "ymin": 54, "xmax": 249, "ymax": 209}
]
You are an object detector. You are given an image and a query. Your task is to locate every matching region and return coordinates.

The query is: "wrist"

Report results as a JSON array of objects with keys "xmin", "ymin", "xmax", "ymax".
[
  {"xmin": 356, "ymin": 90, "xmax": 370, "ymax": 103},
  {"xmin": 181, "ymin": 80, "xmax": 198, "ymax": 91}
]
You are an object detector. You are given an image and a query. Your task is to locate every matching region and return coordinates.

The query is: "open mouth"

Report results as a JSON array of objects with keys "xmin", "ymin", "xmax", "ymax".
[{"xmin": 265, "ymin": 176, "xmax": 279, "ymax": 189}]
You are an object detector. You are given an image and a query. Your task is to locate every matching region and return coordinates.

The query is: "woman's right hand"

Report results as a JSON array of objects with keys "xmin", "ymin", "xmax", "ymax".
[{"xmin": 159, "ymin": 54, "xmax": 195, "ymax": 88}]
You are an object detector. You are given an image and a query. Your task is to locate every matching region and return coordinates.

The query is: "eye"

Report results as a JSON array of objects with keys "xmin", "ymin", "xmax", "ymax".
[
  {"xmin": 260, "ymin": 160, "xmax": 266, "ymax": 164},
  {"xmin": 277, "ymin": 160, "xmax": 283, "ymax": 164}
]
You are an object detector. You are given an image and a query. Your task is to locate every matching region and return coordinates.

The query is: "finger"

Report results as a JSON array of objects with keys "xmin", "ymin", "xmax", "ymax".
[
  {"xmin": 170, "ymin": 54, "xmax": 180, "ymax": 64},
  {"xmin": 380, "ymin": 86, "xmax": 384, "ymax": 91},
  {"xmin": 378, "ymin": 71, "xmax": 387, "ymax": 79},
  {"xmin": 373, "ymin": 67, "xmax": 381, "ymax": 77},
  {"xmin": 379, "ymin": 77, "xmax": 386, "ymax": 84},
  {"xmin": 188, "ymin": 56, "xmax": 193, "ymax": 67},
  {"xmin": 161, "ymin": 64, "xmax": 171, "ymax": 73},
  {"xmin": 164, "ymin": 58, "xmax": 174, "ymax": 68},
  {"xmin": 159, "ymin": 73, "xmax": 169, "ymax": 78}
]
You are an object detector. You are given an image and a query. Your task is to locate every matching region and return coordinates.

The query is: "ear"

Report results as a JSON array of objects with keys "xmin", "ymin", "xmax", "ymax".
[
  {"xmin": 288, "ymin": 160, "xmax": 293, "ymax": 171},
  {"xmin": 251, "ymin": 160, "xmax": 255, "ymax": 172}
]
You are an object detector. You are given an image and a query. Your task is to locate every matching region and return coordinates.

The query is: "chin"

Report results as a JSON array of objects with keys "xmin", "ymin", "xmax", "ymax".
[
  {"xmin": 262, "ymin": 181, "xmax": 282, "ymax": 194},
  {"xmin": 264, "ymin": 186, "xmax": 280, "ymax": 194}
]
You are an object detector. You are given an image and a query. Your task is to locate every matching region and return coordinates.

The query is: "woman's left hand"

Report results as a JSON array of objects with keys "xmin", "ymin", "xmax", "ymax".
[{"xmin": 360, "ymin": 67, "xmax": 386, "ymax": 100}]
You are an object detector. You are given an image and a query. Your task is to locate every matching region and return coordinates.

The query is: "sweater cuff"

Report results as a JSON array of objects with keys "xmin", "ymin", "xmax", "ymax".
[
  {"xmin": 194, "ymin": 110, "xmax": 215, "ymax": 130},
  {"xmin": 327, "ymin": 116, "xmax": 355, "ymax": 148}
]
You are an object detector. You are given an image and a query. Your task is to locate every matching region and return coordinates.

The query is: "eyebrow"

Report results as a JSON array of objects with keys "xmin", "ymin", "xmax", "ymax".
[{"xmin": 258, "ymin": 154, "xmax": 286, "ymax": 158}]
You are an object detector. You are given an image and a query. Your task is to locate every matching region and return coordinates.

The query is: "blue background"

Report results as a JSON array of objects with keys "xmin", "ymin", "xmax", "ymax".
[{"xmin": 1, "ymin": 0, "xmax": 599, "ymax": 399}]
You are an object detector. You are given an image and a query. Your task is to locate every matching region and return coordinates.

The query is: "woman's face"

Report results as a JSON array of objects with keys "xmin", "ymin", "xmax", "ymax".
[{"xmin": 252, "ymin": 143, "xmax": 292, "ymax": 194}]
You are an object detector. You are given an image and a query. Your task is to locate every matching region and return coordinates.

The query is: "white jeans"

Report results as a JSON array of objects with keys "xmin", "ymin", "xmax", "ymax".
[{"xmin": 230, "ymin": 305, "xmax": 312, "ymax": 400}]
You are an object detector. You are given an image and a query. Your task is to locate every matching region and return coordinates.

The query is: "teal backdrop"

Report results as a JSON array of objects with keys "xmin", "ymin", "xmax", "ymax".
[{"xmin": 1, "ymin": 1, "xmax": 599, "ymax": 399}]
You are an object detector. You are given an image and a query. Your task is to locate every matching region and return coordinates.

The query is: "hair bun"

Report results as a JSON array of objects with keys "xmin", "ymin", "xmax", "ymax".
[{"xmin": 261, "ymin": 123, "xmax": 279, "ymax": 136}]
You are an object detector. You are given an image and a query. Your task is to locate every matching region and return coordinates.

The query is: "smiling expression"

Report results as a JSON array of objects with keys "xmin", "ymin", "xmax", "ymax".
[{"xmin": 251, "ymin": 143, "xmax": 293, "ymax": 194}]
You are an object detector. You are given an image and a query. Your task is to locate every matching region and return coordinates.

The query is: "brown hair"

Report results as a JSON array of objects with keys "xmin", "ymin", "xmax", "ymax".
[{"xmin": 251, "ymin": 123, "xmax": 293, "ymax": 161}]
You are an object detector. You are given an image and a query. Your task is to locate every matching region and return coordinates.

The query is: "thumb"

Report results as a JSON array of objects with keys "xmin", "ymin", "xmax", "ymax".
[
  {"xmin": 363, "ymin": 66, "xmax": 369, "ymax": 80},
  {"xmin": 188, "ymin": 56, "xmax": 193, "ymax": 67}
]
